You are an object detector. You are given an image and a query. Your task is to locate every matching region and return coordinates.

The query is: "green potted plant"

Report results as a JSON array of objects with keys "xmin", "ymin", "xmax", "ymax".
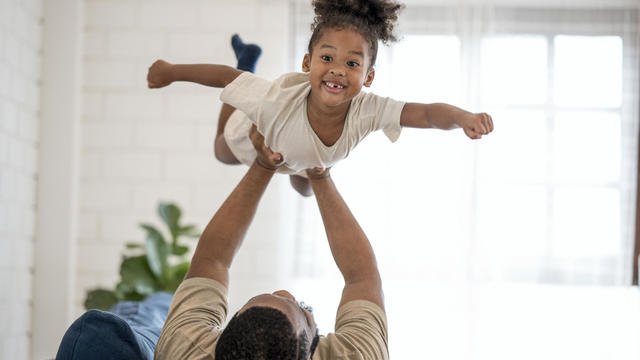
[{"xmin": 84, "ymin": 202, "xmax": 200, "ymax": 310}]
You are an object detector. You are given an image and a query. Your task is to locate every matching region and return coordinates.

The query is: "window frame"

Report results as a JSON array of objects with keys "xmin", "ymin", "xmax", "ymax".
[{"xmin": 290, "ymin": 3, "xmax": 640, "ymax": 285}]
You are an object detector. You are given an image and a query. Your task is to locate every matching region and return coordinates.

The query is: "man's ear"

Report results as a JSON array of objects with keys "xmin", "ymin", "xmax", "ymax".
[
  {"xmin": 363, "ymin": 68, "xmax": 375, "ymax": 87},
  {"xmin": 302, "ymin": 54, "xmax": 311, "ymax": 72}
]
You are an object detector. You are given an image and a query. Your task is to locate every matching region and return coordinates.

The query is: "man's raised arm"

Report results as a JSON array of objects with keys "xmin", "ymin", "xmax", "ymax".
[
  {"xmin": 186, "ymin": 127, "xmax": 282, "ymax": 288},
  {"xmin": 307, "ymin": 169, "xmax": 384, "ymax": 309}
]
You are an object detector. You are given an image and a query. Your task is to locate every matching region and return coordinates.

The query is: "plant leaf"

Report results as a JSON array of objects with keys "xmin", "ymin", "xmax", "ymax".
[
  {"xmin": 125, "ymin": 242, "xmax": 143, "ymax": 249},
  {"xmin": 144, "ymin": 226, "xmax": 169, "ymax": 279},
  {"xmin": 177, "ymin": 224, "xmax": 200, "ymax": 238},
  {"xmin": 140, "ymin": 223, "xmax": 165, "ymax": 243},
  {"xmin": 158, "ymin": 203, "xmax": 181, "ymax": 240},
  {"xmin": 115, "ymin": 282, "xmax": 133, "ymax": 298},
  {"xmin": 122, "ymin": 291, "xmax": 145, "ymax": 302},
  {"xmin": 84, "ymin": 289, "xmax": 119, "ymax": 311},
  {"xmin": 120, "ymin": 255, "xmax": 159, "ymax": 296},
  {"xmin": 163, "ymin": 262, "xmax": 190, "ymax": 292},
  {"xmin": 171, "ymin": 244, "xmax": 189, "ymax": 256}
]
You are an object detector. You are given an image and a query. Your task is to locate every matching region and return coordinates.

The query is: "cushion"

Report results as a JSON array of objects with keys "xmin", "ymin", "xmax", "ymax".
[{"xmin": 55, "ymin": 292, "xmax": 172, "ymax": 360}]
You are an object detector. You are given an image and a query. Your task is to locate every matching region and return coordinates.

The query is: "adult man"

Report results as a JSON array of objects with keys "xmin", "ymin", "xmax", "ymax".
[{"xmin": 155, "ymin": 128, "xmax": 388, "ymax": 359}]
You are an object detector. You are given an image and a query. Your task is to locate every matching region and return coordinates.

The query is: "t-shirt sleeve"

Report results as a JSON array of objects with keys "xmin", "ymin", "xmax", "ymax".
[
  {"xmin": 356, "ymin": 92, "xmax": 406, "ymax": 143},
  {"xmin": 313, "ymin": 300, "xmax": 389, "ymax": 360},
  {"xmin": 154, "ymin": 277, "xmax": 228, "ymax": 360},
  {"xmin": 219, "ymin": 71, "xmax": 274, "ymax": 128}
]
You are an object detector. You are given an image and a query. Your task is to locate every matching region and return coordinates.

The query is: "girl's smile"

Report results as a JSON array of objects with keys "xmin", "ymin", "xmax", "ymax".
[
  {"xmin": 322, "ymin": 80, "xmax": 347, "ymax": 93},
  {"xmin": 303, "ymin": 28, "xmax": 375, "ymax": 109}
]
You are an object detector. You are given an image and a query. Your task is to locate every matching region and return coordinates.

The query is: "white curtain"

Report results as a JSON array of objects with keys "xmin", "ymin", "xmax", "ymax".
[{"xmin": 288, "ymin": 1, "xmax": 640, "ymax": 359}]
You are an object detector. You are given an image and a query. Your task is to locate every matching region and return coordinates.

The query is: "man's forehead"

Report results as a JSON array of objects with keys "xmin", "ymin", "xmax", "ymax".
[
  {"xmin": 241, "ymin": 293, "xmax": 297, "ymax": 314},
  {"xmin": 241, "ymin": 294, "xmax": 312, "ymax": 328}
]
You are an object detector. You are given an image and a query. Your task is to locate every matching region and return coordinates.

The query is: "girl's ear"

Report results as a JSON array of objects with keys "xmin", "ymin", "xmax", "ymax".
[
  {"xmin": 302, "ymin": 54, "xmax": 311, "ymax": 72},
  {"xmin": 363, "ymin": 68, "xmax": 375, "ymax": 87}
]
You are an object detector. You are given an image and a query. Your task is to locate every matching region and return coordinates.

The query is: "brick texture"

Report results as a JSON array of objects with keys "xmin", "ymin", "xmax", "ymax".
[
  {"xmin": 0, "ymin": 0, "xmax": 43, "ymax": 359},
  {"xmin": 76, "ymin": 0, "xmax": 294, "ymax": 320}
]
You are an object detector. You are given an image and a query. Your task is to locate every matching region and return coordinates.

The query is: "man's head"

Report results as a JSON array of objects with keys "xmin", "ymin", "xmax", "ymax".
[{"xmin": 215, "ymin": 290, "xmax": 319, "ymax": 360}]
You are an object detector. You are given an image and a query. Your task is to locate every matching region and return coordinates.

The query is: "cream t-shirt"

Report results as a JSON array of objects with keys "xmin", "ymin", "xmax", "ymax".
[
  {"xmin": 154, "ymin": 277, "xmax": 389, "ymax": 360},
  {"xmin": 220, "ymin": 72, "xmax": 405, "ymax": 175}
]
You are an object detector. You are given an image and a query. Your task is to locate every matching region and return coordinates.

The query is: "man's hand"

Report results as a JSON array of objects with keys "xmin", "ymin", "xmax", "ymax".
[
  {"xmin": 147, "ymin": 59, "xmax": 174, "ymax": 88},
  {"xmin": 459, "ymin": 112, "xmax": 494, "ymax": 140},
  {"xmin": 249, "ymin": 125, "xmax": 283, "ymax": 170},
  {"xmin": 305, "ymin": 167, "xmax": 331, "ymax": 180}
]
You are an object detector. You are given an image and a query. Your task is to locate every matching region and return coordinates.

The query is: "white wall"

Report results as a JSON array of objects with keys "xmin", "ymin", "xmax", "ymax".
[
  {"xmin": 32, "ymin": 0, "xmax": 83, "ymax": 358},
  {"xmin": 0, "ymin": 0, "xmax": 43, "ymax": 359},
  {"xmin": 1, "ymin": 0, "xmax": 300, "ymax": 357},
  {"xmin": 77, "ymin": 0, "xmax": 298, "ymax": 326}
]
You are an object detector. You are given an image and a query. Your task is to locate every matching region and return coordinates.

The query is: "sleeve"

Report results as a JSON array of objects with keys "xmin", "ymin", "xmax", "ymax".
[
  {"xmin": 357, "ymin": 92, "xmax": 406, "ymax": 143},
  {"xmin": 219, "ymin": 71, "xmax": 274, "ymax": 127},
  {"xmin": 154, "ymin": 277, "xmax": 228, "ymax": 360},
  {"xmin": 313, "ymin": 300, "xmax": 389, "ymax": 360}
]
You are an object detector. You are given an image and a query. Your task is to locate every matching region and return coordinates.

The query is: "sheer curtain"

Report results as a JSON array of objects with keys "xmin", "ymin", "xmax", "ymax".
[{"xmin": 288, "ymin": 1, "xmax": 640, "ymax": 359}]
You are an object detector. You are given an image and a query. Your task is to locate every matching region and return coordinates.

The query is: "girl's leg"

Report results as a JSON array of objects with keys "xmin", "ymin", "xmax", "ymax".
[
  {"xmin": 231, "ymin": 34, "xmax": 262, "ymax": 73},
  {"xmin": 289, "ymin": 175, "xmax": 313, "ymax": 197},
  {"xmin": 215, "ymin": 35, "xmax": 262, "ymax": 164},
  {"xmin": 214, "ymin": 103, "xmax": 241, "ymax": 164}
]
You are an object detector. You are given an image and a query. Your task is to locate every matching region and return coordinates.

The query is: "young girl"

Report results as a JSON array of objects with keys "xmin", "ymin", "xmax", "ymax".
[{"xmin": 147, "ymin": 0, "xmax": 493, "ymax": 196}]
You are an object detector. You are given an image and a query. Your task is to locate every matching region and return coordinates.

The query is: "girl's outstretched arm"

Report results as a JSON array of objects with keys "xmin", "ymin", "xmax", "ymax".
[
  {"xmin": 147, "ymin": 59, "xmax": 242, "ymax": 89},
  {"xmin": 400, "ymin": 102, "xmax": 494, "ymax": 140}
]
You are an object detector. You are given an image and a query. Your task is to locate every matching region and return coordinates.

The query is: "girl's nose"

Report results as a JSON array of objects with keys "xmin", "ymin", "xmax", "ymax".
[{"xmin": 330, "ymin": 66, "xmax": 345, "ymax": 76}]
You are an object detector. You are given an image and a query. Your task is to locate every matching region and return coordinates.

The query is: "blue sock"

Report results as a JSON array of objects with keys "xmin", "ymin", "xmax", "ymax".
[{"xmin": 231, "ymin": 34, "xmax": 262, "ymax": 73}]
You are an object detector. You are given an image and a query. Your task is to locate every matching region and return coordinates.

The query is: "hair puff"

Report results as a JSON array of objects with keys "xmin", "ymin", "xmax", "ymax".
[{"xmin": 311, "ymin": 0, "xmax": 404, "ymax": 44}]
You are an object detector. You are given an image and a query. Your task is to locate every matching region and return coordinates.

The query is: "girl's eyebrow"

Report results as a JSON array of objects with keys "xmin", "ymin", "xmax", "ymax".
[{"xmin": 320, "ymin": 44, "xmax": 363, "ymax": 58}]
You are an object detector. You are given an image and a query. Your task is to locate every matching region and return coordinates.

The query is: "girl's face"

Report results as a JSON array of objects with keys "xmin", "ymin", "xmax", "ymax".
[{"xmin": 303, "ymin": 28, "xmax": 375, "ymax": 108}]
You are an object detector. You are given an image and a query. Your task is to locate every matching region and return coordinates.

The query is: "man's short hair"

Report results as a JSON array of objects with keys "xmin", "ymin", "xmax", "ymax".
[{"xmin": 214, "ymin": 306, "xmax": 313, "ymax": 360}]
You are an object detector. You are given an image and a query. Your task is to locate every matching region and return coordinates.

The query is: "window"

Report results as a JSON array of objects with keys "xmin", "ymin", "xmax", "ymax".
[{"xmin": 290, "ymin": 4, "xmax": 639, "ymax": 359}]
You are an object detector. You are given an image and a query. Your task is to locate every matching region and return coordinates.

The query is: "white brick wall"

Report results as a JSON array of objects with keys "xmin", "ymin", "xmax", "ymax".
[
  {"xmin": 77, "ymin": 0, "xmax": 296, "ymax": 318},
  {"xmin": 0, "ymin": 0, "xmax": 43, "ymax": 358}
]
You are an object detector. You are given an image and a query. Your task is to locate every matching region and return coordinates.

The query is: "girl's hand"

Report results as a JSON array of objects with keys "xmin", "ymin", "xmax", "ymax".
[
  {"xmin": 147, "ymin": 59, "xmax": 174, "ymax": 88},
  {"xmin": 461, "ymin": 112, "xmax": 494, "ymax": 140},
  {"xmin": 249, "ymin": 125, "xmax": 283, "ymax": 170}
]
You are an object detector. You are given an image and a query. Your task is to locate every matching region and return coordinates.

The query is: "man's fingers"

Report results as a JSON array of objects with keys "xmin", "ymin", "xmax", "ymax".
[
  {"xmin": 261, "ymin": 143, "xmax": 272, "ymax": 155},
  {"xmin": 249, "ymin": 124, "xmax": 283, "ymax": 167},
  {"xmin": 305, "ymin": 166, "xmax": 331, "ymax": 179},
  {"xmin": 271, "ymin": 152, "xmax": 283, "ymax": 164},
  {"xmin": 249, "ymin": 125, "xmax": 263, "ymax": 148}
]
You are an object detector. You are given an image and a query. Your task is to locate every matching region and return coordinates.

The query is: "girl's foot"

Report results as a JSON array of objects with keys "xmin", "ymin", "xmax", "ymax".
[{"xmin": 231, "ymin": 34, "xmax": 262, "ymax": 73}]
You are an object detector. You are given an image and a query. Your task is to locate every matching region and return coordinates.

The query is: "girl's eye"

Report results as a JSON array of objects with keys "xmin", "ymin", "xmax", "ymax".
[
  {"xmin": 321, "ymin": 55, "xmax": 332, "ymax": 62},
  {"xmin": 347, "ymin": 61, "xmax": 359, "ymax": 68}
]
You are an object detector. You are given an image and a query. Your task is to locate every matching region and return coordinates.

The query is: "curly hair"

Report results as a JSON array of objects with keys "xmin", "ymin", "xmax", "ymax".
[
  {"xmin": 308, "ymin": 0, "xmax": 405, "ymax": 67},
  {"xmin": 214, "ymin": 307, "xmax": 314, "ymax": 360}
]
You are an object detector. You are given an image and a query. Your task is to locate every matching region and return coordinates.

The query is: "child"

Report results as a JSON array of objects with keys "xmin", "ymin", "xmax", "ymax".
[{"xmin": 147, "ymin": 0, "xmax": 493, "ymax": 196}]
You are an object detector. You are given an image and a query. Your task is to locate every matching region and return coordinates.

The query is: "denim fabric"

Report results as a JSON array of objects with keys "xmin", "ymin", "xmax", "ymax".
[{"xmin": 55, "ymin": 292, "xmax": 172, "ymax": 360}]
